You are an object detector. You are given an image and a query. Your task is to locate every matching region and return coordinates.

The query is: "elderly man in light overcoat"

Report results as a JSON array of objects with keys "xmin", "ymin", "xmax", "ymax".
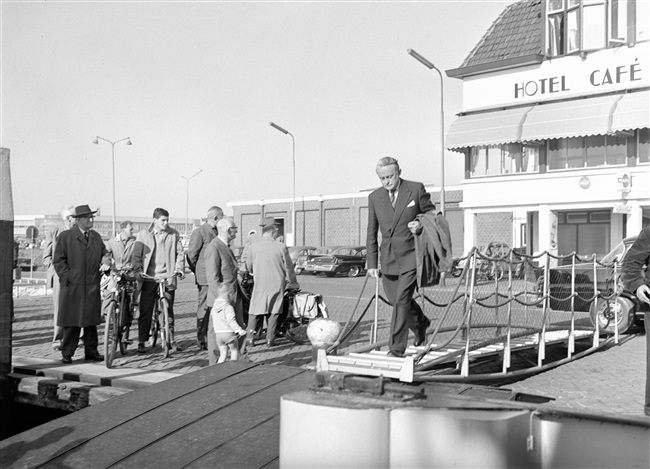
[
  {"xmin": 42, "ymin": 204, "xmax": 76, "ymax": 350},
  {"xmin": 245, "ymin": 220, "xmax": 299, "ymax": 347}
]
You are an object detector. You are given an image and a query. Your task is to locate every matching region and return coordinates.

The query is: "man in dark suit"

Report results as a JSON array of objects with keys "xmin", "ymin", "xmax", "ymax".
[
  {"xmin": 621, "ymin": 226, "xmax": 650, "ymax": 416},
  {"xmin": 204, "ymin": 216, "xmax": 244, "ymax": 365},
  {"xmin": 53, "ymin": 204, "xmax": 110, "ymax": 364},
  {"xmin": 366, "ymin": 157, "xmax": 436, "ymax": 357},
  {"xmin": 187, "ymin": 205, "xmax": 223, "ymax": 349}
]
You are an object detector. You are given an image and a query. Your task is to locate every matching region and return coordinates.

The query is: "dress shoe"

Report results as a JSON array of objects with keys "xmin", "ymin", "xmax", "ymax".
[
  {"xmin": 414, "ymin": 316, "xmax": 431, "ymax": 347},
  {"xmin": 85, "ymin": 353, "xmax": 104, "ymax": 362},
  {"xmin": 246, "ymin": 338, "xmax": 255, "ymax": 348},
  {"xmin": 137, "ymin": 342, "xmax": 148, "ymax": 354},
  {"xmin": 266, "ymin": 341, "xmax": 276, "ymax": 348},
  {"xmin": 61, "ymin": 356, "xmax": 72, "ymax": 364},
  {"xmin": 171, "ymin": 342, "xmax": 183, "ymax": 352},
  {"xmin": 198, "ymin": 341, "xmax": 208, "ymax": 351},
  {"xmin": 387, "ymin": 350, "xmax": 404, "ymax": 358}
]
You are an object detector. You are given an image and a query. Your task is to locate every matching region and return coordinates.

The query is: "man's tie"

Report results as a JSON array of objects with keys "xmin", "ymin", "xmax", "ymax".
[
  {"xmin": 389, "ymin": 191, "xmax": 396, "ymax": 208},
  {"xmin": 84, "ymin": 232, "xmax": 89, "ymax": 241}
]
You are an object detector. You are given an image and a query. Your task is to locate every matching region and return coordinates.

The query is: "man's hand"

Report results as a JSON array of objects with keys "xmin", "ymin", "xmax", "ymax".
[
  {"xmin": 174, "ymin": 270, "xmax": 186, "ymax": 280},
  {"xmin": 368, "ymin": 268, "xmax": 380, "ymax": 278},
  {"xmin": 635, "ymin": 284, "xmax": 650, "ymax": 305},
  {"xmin": 407, "ymin": 220, "xmax": 423, "ymax": 235}
]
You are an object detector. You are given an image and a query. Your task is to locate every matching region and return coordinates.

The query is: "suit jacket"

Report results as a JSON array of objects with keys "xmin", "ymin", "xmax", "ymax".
[
  {"xmin": 204, "ymin": 237, "xmax": 241, "ymax": 309},
  {"xmin": 414, "ymin": 211, "xmax": 453, "ymax": 287},
  {"xmin": 186, "ymin": 222, "xmax": 218, "ymax": 286},
  {"xmin": 53, "ymin": 225, "xmax": 108, "ymax": 327},
  {"xmin": 43, "ymin": 225, "xmax": 64, "ymax": 288},
  {"xmin": 622, "ymin": 226, "xmax": 650, "ymax": 296},
  {"xmin": 132, "ymin": 223, "xmax": 185, "ymax": 289},
  {"xmin": 366, "ymin": 178, "xmax": 435, "ymax": 275}
]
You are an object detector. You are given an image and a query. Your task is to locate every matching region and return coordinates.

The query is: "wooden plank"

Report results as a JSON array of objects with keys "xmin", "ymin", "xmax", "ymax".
[
  {"xmin": 48, "ymin": 365, "xmax": 307, "ymax": 469},
  {"xmin": 0, "ymin": 361, "xmax": 258, "ymax": 469},
  {"xmin": 186, "ymin": 415, "xmax": 281, "ymax": 469},
  {"xmin": 113, "ymin": 371, "xmax": 312, "ymax": 469}
]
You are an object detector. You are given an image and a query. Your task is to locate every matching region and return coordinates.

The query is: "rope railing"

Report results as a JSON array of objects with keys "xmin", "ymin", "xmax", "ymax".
[{"xmin": 331, "ymin": 244, "xmax": 629, "ymax": 378}]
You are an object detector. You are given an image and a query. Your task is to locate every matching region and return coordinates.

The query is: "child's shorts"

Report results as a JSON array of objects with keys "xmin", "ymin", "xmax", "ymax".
[{"xmin": 216, "ymin": 331, "xmax": 237, "ymax": 347}]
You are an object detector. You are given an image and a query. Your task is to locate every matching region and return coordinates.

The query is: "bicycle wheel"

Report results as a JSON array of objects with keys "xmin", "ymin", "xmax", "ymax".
[
  {"xmin": 118, "ymin": 291, "xmax": 129, "ymax": 355},
  {"xmin": 161, "ymin": 298, "xmax": 171, "ymax": 359},
  {"xmin": 104, "ymin": 300, "xmax": 118, "ymax": 368},
  {"xmin": 150, "ymin": 304, "xmax": 160, "ymax": 348}
]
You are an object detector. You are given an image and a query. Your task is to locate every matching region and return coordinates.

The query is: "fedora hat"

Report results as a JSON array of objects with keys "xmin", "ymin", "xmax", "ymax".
[
  {"xmin": 72, "ymin": 204, "xmax": 97, "ymax": 218},
  {"xmin": 259, "ymin": 217, "xmax": 279, "ymax": 228}
]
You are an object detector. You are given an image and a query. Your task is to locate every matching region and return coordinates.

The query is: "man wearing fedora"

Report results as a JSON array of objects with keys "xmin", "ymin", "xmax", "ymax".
[
  {"xmin": 244, "ymin": 218, "xmax": 299, "ymax": 347},
  {"xmin": 53, "ymin": 204, "xmax": 110, "ymax": 364}
]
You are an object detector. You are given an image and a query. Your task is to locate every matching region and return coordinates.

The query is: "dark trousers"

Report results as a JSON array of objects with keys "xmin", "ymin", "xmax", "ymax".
[
  {"xmin": 381, "ymin": 269, "xmax": 427, "ymax": 354},
  {"xmin": 247, "ymin": 314, "xmax": 279, "ymax": 344},
  {"xmin": 61, "ymin": 326, "xmax": 98, "ymax": 359},
  {"xmin": 139, "ymin": 280, "xmax": 175, "ymax": 343},
  {"xmin": 196, "ymin": 284, "xmax": 209, "ymax": 344}
]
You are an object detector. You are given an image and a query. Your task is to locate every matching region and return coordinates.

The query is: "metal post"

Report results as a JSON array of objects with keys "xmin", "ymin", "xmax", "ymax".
[
  {"xmin": 93, "ymin": 136, "xmax": 132, "ymax": 237},
  {"xmin": 181, "ymin": 170, "xmax": 203, "ymax": 237},
  {"xmin": 270, "ymin": 122, "xmax": 296, "ymax": 246}
]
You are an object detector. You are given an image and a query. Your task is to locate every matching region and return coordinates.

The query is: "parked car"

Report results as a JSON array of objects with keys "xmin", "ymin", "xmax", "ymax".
[
  {"xmin": 304, "ymin": 246, "xmax": 367, "ymax": 277},
  {"xmin": 287, "ymin": 246, "xmax": 317, "ymax": 274},
  {"xmin": 16, "ymin": 257, "xmax": 37, "ymax": 272},
  {"xmin": 538, "ymin": 235, "xmax": 645, "ymax": 334},
  {"xmin": 294, "ymin": 246, "xmax": 341, "ymax": 274}
]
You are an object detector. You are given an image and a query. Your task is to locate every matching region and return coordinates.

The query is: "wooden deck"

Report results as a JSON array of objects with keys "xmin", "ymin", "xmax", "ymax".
[{"xmin": 1, "ymin": 361, "xmax": 313, "ymax": 469}]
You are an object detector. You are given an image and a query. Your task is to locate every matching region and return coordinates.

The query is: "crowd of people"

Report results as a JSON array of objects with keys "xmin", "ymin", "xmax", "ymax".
[{"xmin": 41, "ymin": 157, "xmax": 649, "ymax": 417}]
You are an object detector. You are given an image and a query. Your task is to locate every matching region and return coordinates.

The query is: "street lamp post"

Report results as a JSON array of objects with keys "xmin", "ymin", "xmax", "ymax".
[
  {"xmin": 407, "ymin": 48, "xmax": 446, "ymax": 216},
  {"xmin": 181, "ymin": 170, "xmax": 203, "ymax": 237},
  {"xmin": 269, "ymin": 122, "xmax": 296, "ymax": 247},
  {"xmin": 93, "ymin": 136, "xmax": 132, "ymax": 237}
]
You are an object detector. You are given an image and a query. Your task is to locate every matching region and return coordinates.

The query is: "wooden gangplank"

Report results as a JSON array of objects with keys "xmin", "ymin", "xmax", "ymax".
[
  {"xmin": 0, "ymin": 361, "xmax": 312, "ymax": 469},
  {"xmin": 319, "ymin": 330, "xmax": 594, "ymax": 383}
]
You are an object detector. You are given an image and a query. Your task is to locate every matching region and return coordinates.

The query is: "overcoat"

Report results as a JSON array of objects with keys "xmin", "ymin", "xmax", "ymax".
[
  {"xmin": 246, "ymin": 238, "xmax": 296, "ymax": 317},
  {"xmin": 43, "ymin": 225, "xmax": 64, "ymax": 288},
  {"xmin": 53, "ymin": 225, "xmax": 108, "ymax": 327},
  {"xmin": 186, "ymin": 222, "xmax": 218, "ymax": 286}
]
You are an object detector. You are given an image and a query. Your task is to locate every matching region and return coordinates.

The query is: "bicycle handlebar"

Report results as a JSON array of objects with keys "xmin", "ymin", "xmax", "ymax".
[{"xmin": 140, "ymin": 272, "xmax": 184, "ymax": 282}]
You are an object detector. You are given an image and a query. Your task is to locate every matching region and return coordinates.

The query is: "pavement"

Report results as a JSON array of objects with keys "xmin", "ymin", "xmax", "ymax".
[{"xmin": 9, "ymin": 275, "xmax": 649, "ymax": 419}]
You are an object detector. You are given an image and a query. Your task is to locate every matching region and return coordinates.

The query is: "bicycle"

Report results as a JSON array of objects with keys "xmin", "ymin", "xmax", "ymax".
[
  {"xmin": 141, "ymin": 272, "xmax": 182, "ymax": 359},
  {"xmin": 104, "ymin": 267, "xmax": 138, "ymax": 368}
]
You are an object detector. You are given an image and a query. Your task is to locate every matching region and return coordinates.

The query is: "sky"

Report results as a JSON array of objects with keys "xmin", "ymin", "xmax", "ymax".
[{"xmin": 1, "ymin": 0, "xmax": 515, "ymax": 220}]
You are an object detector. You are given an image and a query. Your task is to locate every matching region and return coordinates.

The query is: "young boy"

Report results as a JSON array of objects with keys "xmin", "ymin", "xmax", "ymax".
[{"xmin": 211, "ymin": 284, "xmax": 247, "ymax": 363}]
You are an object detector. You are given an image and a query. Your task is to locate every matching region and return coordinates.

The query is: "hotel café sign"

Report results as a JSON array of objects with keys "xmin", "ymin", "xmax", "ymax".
[{"xmin": 463, "ymin": 43, "xmax": 648, "ymax": 110}]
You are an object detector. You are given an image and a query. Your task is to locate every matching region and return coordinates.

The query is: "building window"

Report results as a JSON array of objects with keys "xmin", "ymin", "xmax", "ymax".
[
  {"xmin": 638, "ymin": 128, "xmax": 649, "ymax": 163},
  {"xmin": 469, "ymin": 143, "xmax": 540, "ymax": 178},
  {"xmin": 546, "ymin": 0, "xmax": 646, "ymax": 57},
  {"xmin": 546, "ymin": 134, "xmax": 630, "ymax": 170}
]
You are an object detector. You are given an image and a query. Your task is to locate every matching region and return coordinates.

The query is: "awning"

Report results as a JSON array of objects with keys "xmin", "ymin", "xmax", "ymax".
[
  {"xmin": 520, "ymin": 94, "xmax": 621, "ymax": 141},
  {"xmin": 446, "ymin": 106, "xmax": 533, "ymax": 150},
  {"xmin": 611, "ymin": 89, "xmax": 649, "ymax": 132}
]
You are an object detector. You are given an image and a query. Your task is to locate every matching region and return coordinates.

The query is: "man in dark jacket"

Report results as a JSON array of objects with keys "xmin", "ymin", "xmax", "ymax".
[
  {"xmin": 366, "ymin": 157, "xmax": 436, "ymax": 357},
  {"xmin": 186, "ymin": 206, "xmax": 223, "ymax": 349},
  {"xmin": 621, "ymin": 226, "xmax": 650, "ymax": 416},
  {"xmin": 53, "ymin": 204, "xmax": 110, "ymax": 364}
]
